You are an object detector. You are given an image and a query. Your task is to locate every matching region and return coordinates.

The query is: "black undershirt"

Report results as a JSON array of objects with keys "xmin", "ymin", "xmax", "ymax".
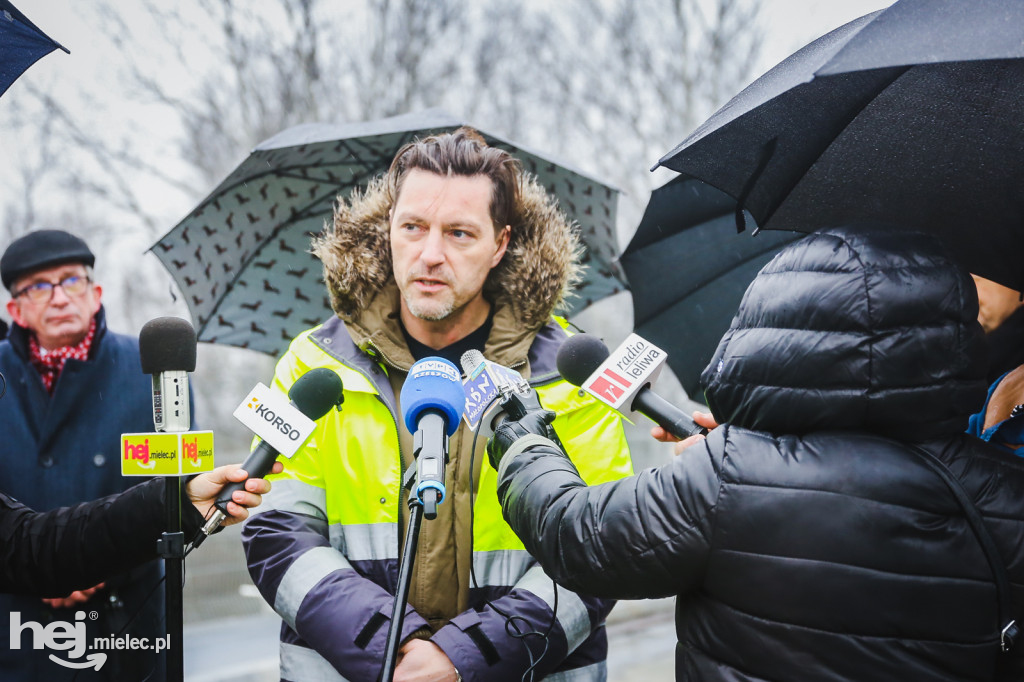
[{"xmin": 400, "ymin": 312, "xmax": 494, "ymax": 368}]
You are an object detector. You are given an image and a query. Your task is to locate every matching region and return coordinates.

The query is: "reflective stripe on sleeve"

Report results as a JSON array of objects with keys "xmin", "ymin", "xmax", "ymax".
[
  {"xmin": 515, "ymin": 566, "xmax": 592, "ymax": 653},
  {"xmin": 280, "ymin": 642, "xmax": 349, "ymax": 682},
  {"xmin": 254, "ymin": 478, "xmax": 327, "ymax": 520},
  {"xmin": 328, "ymin": 523, "xmax": 399, "ymax": 562},
  {"xmin": 274, "ymin": 547, "xmax": 353, "ymax": 628},
  {"xmin": 471, "ymin": 549, "xmax": 535, "ymax": 588},
  {"xmin": 545, "ymin": 661, "xmax": 608, "ymax": 681}
]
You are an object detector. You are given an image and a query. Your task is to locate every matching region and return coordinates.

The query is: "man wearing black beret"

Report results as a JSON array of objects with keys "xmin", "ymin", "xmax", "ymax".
[{"xmin": 0, "ymin": 229, "xmax": 191, "ymax": 681}]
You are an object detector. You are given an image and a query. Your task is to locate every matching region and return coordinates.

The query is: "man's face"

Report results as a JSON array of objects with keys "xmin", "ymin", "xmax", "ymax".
[
  {"xmin": 390, "ymin": 169, "xmax": 509, "ymax": 330},
  {"xmin": 6, "ymin": 263, "xmax": 102, "ymax": 350}
]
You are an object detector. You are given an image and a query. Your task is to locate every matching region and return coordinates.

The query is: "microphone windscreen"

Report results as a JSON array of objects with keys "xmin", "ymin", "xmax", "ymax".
[
  {"xmin": 400, "ymin": 357, "xmax": 465, "ymax": 436},
  {"xmin": 556, "ymin": 334, "xmax": 611, "ymax": 387},
  {"xmin": 139, "ymin": 317, "xmax": 197, "ymax": 374},
  {"xmin": 460, "ymin": 349, "xmax": 485, "ymax": 375},
  {"xmin": 289, "ymin": 368, "xmax": 344, "ymax": 420}
]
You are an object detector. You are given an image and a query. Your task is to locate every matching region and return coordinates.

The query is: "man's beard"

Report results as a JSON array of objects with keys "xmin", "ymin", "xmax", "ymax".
[{"xmin": 404, "ymin": 293, "xmax": 456, "ymax": 321}]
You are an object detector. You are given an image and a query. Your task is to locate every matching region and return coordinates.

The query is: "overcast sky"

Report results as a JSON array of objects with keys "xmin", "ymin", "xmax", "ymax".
[
  {"xmin": 6, "ymin": 0, "xmax": 895, "ymax": 227},
  {"xmin": 19, "ymin": 0, "xmax": 895, "ymax": 94}
]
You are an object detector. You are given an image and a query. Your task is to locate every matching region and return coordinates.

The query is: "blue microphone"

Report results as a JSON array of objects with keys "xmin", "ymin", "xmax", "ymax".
[{"xmin": 400, "ymin": 358, "xmax": 465, "ymax": 519}]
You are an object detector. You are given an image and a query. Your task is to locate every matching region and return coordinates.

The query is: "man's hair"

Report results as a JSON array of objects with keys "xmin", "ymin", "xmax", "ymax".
[{"xmin": 385, "ymin": 127, "xmax": 522, "ymax": 231}]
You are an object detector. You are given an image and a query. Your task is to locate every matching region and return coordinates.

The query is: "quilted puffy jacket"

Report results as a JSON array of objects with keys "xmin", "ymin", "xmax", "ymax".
[{"xmin": 497, "ymin": 225, "xmax": 1024, "ymax": 680}]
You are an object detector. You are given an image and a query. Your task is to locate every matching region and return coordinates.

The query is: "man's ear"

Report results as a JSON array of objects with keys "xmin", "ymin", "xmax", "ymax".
[
  {"xmin": 6, "ymin": 299, "xmax": 24, "ymax": 327},
  {"xmin": 90, "ymin": 284, "xmax": 103, "ymax": 314},
  {"xmin": 491, "ymin": 225, "xmax": 511, "ymax": 268}
]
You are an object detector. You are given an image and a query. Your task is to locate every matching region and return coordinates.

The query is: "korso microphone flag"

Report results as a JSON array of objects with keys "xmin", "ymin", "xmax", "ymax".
[{"xmin": 233, "ymin": 382, "xmax": 317, "ymax": 458}]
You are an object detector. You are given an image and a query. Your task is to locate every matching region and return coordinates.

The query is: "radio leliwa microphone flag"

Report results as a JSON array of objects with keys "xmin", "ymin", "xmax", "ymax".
[
  {"xmin": 573, "ymin": 333, "xmax": 668, "ymax": 414},
  {"xmin": 557, "ymin": 333, "xmax": 706, "ymax": 439}
]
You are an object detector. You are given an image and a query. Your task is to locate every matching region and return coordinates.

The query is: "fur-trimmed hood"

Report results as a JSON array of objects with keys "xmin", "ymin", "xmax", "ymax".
[{"xmin": 313, "ymin": 173, "xmax": 582, "ymax": 332}]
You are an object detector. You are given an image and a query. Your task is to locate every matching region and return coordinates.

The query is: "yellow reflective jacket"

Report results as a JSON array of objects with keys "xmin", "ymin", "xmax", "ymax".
[{"xmin": 243, "ymin": 315, "xmax": 632, "ymax": 682}]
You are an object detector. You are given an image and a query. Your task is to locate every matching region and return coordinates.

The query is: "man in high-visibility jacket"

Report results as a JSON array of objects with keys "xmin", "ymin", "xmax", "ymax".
[{"xmin": 242, "ymin": 128, "xmax": 633, "ymax": 682}]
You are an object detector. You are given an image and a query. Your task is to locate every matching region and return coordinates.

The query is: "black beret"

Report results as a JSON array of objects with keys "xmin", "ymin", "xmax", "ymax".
[{"xmin": 1, "ymin": 230, "xmax": 95, "ymax": 291}]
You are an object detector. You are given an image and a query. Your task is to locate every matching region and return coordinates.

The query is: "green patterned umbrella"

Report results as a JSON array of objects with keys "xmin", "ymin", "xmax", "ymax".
[{"xmin": 152, "ymin": 109, "xmax": 625, "ymax": 356}]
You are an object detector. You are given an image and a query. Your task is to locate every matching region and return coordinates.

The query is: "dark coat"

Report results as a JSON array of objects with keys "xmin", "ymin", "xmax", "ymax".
[
  {"xmin": 0, "ymin": 307, "xmax": 155, "ymax": 509},
  {"xmin": 0, "ymin": 479, "xmax": 203, "ymax": 596},
  {"xmin": 0, "ymin": 307, "xmax": 192, "ymax": 681},
  {"xmin": 497, "ymin": 226, "xmax": 1024, "ymax": 680}
]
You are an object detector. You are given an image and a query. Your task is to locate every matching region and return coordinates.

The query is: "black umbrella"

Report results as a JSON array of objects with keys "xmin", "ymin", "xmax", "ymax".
[
  {"xmin": 153, "ymin": 109, "xmax": 626, "ymax": 356},
  {"xmin": 622, "ymin": 177, "xmax": 799, "ymax": 400},
  {"xmin": 655, "ymin": 0, "xmax": 1024, "ymax": 291},
  {"xmin": 0, "ymin": 0, "xmax": 68, "ymax": 98}
]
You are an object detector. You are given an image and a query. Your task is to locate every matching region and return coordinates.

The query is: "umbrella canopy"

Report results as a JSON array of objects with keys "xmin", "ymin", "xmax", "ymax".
[
  {"xmin": 655, "ymin": 0, "xmax": 1024, "ymax": 291},
  {"xmin": 153, "ymin": 109, "xmax": 626, "ymax": 356},
  {"xmin": 622, "ymin": 177, "xmax": 799, "ymax": 400},
  {"xmin": 0, "ymin": 0, "xmax": 68, "ymax": 98}
]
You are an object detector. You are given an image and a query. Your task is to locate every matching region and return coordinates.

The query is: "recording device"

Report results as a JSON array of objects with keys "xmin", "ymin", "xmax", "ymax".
[
  {"xmin": 556, "ymin": 333, "xmax": 707, "ymax": 439},
  {"xmin": 139, "ymin": 317, "xmax": 196, "ymax": 433},
  {"xmin": 459, "ymin": 349, "xmax": 542, "ymax": 437},
  {"xmin": 195, "ymin": 368, "xmax": 344, "ymax": 542},
  {"xmin": 400, "ymin": 358, "xmax": 465, "ymax": 519}
]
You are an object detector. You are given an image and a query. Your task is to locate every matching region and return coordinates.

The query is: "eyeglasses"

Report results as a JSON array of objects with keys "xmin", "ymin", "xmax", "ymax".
[{"xmin": 12, "ymin": 275, "xmax": 92, "ymax": 303}]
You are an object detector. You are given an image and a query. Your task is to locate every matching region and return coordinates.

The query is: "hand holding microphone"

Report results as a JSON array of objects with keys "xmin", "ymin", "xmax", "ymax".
[
  {"xmin": 652, "ymin": 411, "xmax": 719, "ymax": 453},
  {"xmin": 185, "ymin": 461, "xmax": 283, "ymax": 527},
  {"xmin": 195, "ymin": 368, "xmax": 344, "ymax": 543}
]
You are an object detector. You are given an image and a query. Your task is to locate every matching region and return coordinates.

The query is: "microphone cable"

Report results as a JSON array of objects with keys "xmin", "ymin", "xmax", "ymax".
[{"xmin": 466, "ymin": 392, "xmax": 559, "ymax": 682}]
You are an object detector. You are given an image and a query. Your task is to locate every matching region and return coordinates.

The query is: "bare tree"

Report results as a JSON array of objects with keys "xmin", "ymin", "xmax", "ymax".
[{"xmin": 1, "ymin": 0, "xmax": 763, "ymax": 462}]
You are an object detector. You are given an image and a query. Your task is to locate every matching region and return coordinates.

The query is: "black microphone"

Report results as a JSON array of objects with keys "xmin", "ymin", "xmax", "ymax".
[
  {"xmin": 196, "ymin": 368, "xmax": 344, "ymax": 542},
  {"xmin": 556, "ymin": 333, "xmax": 707, "ymax": 440},
  {"xmin": 139, "ymin": 317, "xmax": 197, "ymax": 433}
]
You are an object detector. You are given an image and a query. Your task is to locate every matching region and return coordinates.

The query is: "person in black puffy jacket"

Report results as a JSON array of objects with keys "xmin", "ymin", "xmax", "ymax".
[
  {"xmin": 0, "ymin": 463, "xmax": 278, "ymax": 597},
  {"xmin": 488, "ymin": 224, "xmax": 1024, "ymax": 681}
]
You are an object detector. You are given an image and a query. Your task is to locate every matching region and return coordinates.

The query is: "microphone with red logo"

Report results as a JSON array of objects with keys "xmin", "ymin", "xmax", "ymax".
[
  {"xmin": 194, "ymin": 368, "xmax": 344, "ymax": 543},
  {"xmin": 556, "ymin": 333, "xmax": 706, "ymax": 439}
]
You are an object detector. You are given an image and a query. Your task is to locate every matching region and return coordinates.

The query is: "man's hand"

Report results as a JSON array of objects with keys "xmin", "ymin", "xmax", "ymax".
[
  {"xmin": 41, "ymin": 582, "xmax": 105, "ymax": 609},
  {"xmin": 185, "ymin": 462, "xmax": 283, "ymax": 527},
  {"xmin": 486, "ymin": 408, "xmax": 558, "ymax": 470},
  {"xmin": 651, "ymin": 410, "xmax": 719, "ymax": 455},
  {"xmin": 394, "ymin": 639, "xmax": 459, "ymax": 682}
]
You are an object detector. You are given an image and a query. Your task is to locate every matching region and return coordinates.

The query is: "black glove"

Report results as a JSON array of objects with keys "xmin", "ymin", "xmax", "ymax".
[{"xmin": 486, "ymin": 407, "xmax": 558, "ymax": 470}]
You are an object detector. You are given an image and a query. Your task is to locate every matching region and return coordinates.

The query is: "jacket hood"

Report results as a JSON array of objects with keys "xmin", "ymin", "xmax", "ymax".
[
  {"xmin": 313, "ymin": 173, "xmax": 583, "ymax": 332},
  {"xmin": 701, "ymin": 224, "xmax": 988, "ymax": 440}
]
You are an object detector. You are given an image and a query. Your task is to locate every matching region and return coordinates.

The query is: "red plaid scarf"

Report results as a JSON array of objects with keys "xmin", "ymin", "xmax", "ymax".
[{"xmin": 28, "ymin": 318, "xmax": 97, "ymax": 394}]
